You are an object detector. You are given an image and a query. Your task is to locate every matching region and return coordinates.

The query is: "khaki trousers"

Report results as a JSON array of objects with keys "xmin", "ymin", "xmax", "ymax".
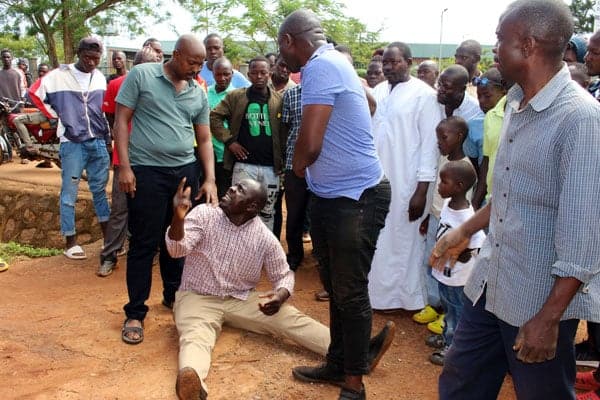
[{"xmin": 174, "ymin": 290, "xmax": 330, "ymax": 392}]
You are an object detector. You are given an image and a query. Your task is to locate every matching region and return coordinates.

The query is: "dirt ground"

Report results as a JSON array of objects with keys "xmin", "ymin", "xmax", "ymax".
[{"xmin": 0, "ymin": 160, "xmax": 520, "ymax": 400}]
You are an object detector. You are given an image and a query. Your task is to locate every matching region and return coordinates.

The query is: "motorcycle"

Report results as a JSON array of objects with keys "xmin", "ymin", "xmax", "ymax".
[{"xmin": 0, "ymin": 96, "xmax": 60, "ymax": 167}]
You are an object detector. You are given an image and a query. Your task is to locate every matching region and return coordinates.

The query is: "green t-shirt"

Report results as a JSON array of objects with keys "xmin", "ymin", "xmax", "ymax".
[
  {"xmin": 207, "ymin": 84, "xmax": 234, "ymax": 163},
  {"xmin": 116, "ymin": 63, "xmax": 209, "ymax": 167},
  {"xmin": 482, "ymin": 96, "xmax": 506, "ymax": 200}
]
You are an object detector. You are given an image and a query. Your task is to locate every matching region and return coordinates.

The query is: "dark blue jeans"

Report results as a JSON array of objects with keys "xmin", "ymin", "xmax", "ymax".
[
  {"xmin": 310, "ymin": 180, "xmax": 390, "ymax": 376},
  {"xmin": 439, "ymin": 291, "xmax": 578, "ymax": 400},
  {"xmin": 124, "ymin": 162, "xmax": 198, "ymax": 321}
]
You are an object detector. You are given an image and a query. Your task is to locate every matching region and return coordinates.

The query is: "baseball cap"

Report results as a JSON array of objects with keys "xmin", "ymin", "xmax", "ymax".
[{"xmin": 77, "ymin": 36, "xmax": 103, "ymax": 53}]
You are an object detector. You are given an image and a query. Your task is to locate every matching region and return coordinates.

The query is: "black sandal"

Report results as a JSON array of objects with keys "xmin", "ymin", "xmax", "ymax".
[{"xmin": 121, "ymin": 318, "xmax": 144, "ymax": 345}]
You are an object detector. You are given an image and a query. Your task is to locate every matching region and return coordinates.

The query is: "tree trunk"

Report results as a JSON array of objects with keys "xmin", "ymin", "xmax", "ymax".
[{"xmin": 62, "ymin": 1, "xmax": 74, "ymax": 63}]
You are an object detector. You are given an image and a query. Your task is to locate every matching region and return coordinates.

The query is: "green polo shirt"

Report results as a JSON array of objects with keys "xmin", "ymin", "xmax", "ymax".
[
  {"xmin": 116, "ymin": 62, "xmax": 209, "ymax": 167},
  {"xmin": 207, "ymin": 84, "xmax": 234, "ymax": 163}
]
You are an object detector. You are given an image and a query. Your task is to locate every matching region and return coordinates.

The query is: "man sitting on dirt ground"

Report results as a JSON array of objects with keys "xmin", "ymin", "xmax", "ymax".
[{"xmin": 165, "ymin": 178, "xmax": 396, "ymax": 400}]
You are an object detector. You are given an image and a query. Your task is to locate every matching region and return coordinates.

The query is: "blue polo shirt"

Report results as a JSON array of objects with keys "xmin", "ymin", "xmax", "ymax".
[
  {"xmin": 116, "ymin": 62, "xmax": 209, "ymax": 167},
  {"xmin": 301, "ymin": 44, "xmax": 382, "ymax": 200}
]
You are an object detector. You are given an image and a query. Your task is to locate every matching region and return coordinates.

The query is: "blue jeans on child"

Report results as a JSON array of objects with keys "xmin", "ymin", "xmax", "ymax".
[
  {"xmin": 423, "ymin": 214, "xmax": 441, "ymax": 308},
  {"xmin": 58, "ymin": 138, "xmax": 110, "ymax": 236},
  {"xmin": 438, "ymin": 283, "xmax": 466, "ymax": 347}
]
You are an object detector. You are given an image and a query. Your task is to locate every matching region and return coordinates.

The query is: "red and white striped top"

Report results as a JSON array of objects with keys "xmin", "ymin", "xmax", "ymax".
[{"xmin": 165, "ymin": 204, "xmax": 294, "ymax": 299}]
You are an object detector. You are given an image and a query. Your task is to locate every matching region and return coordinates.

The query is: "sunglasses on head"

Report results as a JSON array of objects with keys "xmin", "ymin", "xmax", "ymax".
[{"xmin": 473, "ymin": 76, "xmax": 503, "ymax": 88}]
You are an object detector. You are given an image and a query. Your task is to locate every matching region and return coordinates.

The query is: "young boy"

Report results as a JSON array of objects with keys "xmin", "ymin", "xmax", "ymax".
[
  {"xmin": 428, "ymin": 160, "xmax": 486, "ymax": 366},
  {"xmin": 471, "ymin": 67, "xmax": 508, "ymax": 209},
  {"xmin": 415, "ymin": 116, "xmax": 471, "ymax": 335}
]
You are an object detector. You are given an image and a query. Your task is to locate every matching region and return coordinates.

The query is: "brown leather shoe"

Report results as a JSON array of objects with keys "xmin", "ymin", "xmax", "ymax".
[
  {"xmin": 176, "ymin": 367, "xmax": 207, "ymax": 400},
  {"xmin": 368, "ymin": 321, "xmax": 396, "ymax": 372}
]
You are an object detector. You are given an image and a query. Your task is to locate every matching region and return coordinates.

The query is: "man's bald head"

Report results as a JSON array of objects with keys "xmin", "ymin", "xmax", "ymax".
[
  {"xmin": 175, "ymin": 34, "xmax": 205, "ymax": 56},
  {"xmin": 279, "ymin": 9, "xmax": 324, "ymax": 42},
  {"xmin": 245, "ymin": 179, "xmax": 268, "ymax": 211},
  {"xmin": 278, "ymin": 9, "xmax": 327, "ymax": 73},
  {"xmin": 170, "ymin": 34, "xmax": 206, "ymax": 80},
  {"xmin": 441, "ymin": 64, "xmax": 470, "ymax": 87}
]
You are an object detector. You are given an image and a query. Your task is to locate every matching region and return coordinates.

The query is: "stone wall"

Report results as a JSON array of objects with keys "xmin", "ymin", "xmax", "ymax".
[{"xmin": 0, "ymin": 183, "xmax": 102, "ymax": 249}]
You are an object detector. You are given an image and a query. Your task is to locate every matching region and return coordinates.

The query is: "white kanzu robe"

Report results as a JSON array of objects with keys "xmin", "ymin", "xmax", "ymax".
[{"xmin": 368, "ymin": 78, "xmax": 442, "ymax": 310}]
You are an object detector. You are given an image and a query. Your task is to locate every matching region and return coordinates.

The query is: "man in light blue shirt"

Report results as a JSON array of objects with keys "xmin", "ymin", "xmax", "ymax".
[{"xmin": 279, "ymin": 9, "xmax": 394, "ymax": 400}]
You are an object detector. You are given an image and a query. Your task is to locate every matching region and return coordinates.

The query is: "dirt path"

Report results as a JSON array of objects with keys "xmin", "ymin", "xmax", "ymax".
[
  {"xmin": 0, "ymin": 240, "xmax": 519, "ymax": 400},
  {"xmin": 0, "ymin": 157, "xmax": 520, "ymax": 399}
]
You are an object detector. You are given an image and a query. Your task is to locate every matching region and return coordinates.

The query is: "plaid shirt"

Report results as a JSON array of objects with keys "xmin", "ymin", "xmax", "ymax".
[
  {"xmin": 165, "ymin": 205, "xmax": 295, "ymax": 299},
  {"xmin": 282, "ymin": 85, "xmax": 302, "ymax": 170}
]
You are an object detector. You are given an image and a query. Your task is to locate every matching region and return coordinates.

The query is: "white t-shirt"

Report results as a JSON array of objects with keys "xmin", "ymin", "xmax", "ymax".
[{"xmin": 432, "ymin": 199, "xmax": 486, "ymax": 287}]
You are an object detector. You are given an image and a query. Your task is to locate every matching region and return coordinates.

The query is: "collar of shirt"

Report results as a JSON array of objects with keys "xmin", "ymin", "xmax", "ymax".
[
  {"xmin": 507, "ymin": 64, "xmax": 571, "ymax": 113},
  {"xmin": 306, "ymin": 43, "xmax": 334, "ymax": 65},
  {"xmin": 489, "ymin": 95, "xmax": 507, "ymax": 118}
]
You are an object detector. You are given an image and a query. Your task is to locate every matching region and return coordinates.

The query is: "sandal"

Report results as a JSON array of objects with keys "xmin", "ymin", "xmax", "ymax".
[
  {"xmin": 338, "ymin": 385, "xmax": 366, "ymax": 400},
  {"xmin": 63, "ymin": 245, "xmax": 87, "ymax": 260},
  {"xmin": 121, "ymin": 318, "xmax": 144, "ymax": 345},
  {"xmin": 0, "ymin": 257, "xmax": 8, "ymax": 272}
]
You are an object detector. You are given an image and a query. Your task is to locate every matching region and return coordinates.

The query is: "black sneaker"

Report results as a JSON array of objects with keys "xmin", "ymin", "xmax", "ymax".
[
  {"xmin": 292, "ymin": 363, "xmax": 345, "ymax": 387},
  {"xmin": 576, "ymin": 342, "xmax": 600, "ymax": 367},
  {"xmin": 367, "ymin": 321, "xmax": 396, "ymax": 372}
]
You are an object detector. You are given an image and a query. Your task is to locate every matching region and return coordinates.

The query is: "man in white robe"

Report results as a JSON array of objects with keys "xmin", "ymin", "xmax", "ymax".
[{"xmin": 368, "ymin": 42, "xmax": 442, "ymax": 310}]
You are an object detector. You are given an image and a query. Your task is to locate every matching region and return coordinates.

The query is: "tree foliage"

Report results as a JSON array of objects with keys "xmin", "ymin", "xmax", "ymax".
[
  {"xmin": 569, "ymin": 0, "xmax": 595, "ymax": 34},
  {"xmin": 178, "ymin": 0, "xmax": 382, "ymax": 66},
  {"xmin": 0, "ymin": 0, "xmax": 167, "ymax": 67}
]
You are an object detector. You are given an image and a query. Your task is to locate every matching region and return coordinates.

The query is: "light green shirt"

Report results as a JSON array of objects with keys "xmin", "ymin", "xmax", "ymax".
[
  {"xmin": 116, "ymin": 63, "xmax": 209, "ymax": 167},
  {"xmin": 482, "ymin": 96, "xmax": 506, "ymax": 200},
  {"xmin": 207, "ymin": 84, "xmax": 234, "ymax": 163}
]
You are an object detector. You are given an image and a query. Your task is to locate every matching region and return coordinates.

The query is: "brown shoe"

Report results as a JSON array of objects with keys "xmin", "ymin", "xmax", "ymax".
[
  {"xmin": 315, "ymin": 290, "xmax": 330, "ymax": 302},
  {"xmin": 176, "ymin": 367, "xmax": 207, "ymax": 400}
]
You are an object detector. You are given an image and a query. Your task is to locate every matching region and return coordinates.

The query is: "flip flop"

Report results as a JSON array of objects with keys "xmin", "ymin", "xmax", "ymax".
[
  {"xmin": 63, "ymin": 245, "xmax": 87, "ymax": 260},
  {"xmin": 122, "ymin": 319, "xmax": 144, "ymax": 345},
  {"xmin": 0, "ymin": 258, "xmax": 8, "ymax": 272}
]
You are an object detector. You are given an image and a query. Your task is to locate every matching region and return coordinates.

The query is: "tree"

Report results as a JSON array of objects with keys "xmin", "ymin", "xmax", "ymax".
[
  {"xmin": 569, "ymin": 0, "xmax": 595, "ymax": 34},
  {"xmin": 178, "ymin": 0, "xmax": 381, "ymax": 66},
  {"xmin": 0, "ymin": 0, "xmax": 167, "ymax": 67}
]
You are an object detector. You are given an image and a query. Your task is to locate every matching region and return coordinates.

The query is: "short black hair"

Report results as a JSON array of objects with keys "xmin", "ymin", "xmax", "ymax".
[
  {"xmin": 203, "ymin": 33, "xmax": 222, "ymax": 46},
  {"xmin": 248, "ymin": 56, "xmax": 269, "ymax": 69},
  {"xmin": 386, "ymin": 42, "xmax": 412, "ymax": 60},
  {"xmin": 37, "ymin": 63, "xmax": 49, "ymax": 71},
  {"xmin": 441, "ymin": 160, "xmax": 477, "ymax": 192},
  {"xmin": 1, "ymin": 48, "xmax": 12, "ymax": 57},
  {"xmin": 502, "ymin": 0, "xmax": 573, "ymax": 61},
  {"xmin": 437, "ymin": 116, "xmax": 469, "ymax": 144}
]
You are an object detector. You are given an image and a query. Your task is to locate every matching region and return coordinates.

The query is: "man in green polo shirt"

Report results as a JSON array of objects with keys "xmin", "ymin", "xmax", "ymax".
[
  {"xmin": 114, "ymin": 34, "xmax": 217, "ymax": 345},
  {"xmin": 207, "ymin": 56, "xmax": 235, "ymax": 198}
]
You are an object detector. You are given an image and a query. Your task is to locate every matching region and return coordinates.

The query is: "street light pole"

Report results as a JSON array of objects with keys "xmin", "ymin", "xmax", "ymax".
[{"xmin": 439, "ymin": 8, "xmax": 448, "ymax": 68}]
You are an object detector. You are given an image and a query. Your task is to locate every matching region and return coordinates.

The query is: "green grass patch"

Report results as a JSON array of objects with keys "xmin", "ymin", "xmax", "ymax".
[{"xmin": 0, "ymin": 241, "xmax": 62, "ymax": 262}]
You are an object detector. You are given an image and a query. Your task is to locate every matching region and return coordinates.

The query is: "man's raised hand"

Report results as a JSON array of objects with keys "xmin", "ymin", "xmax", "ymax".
[{"xmin": 173, "ymin": 177, "xmax": 192, "ymax": 220}]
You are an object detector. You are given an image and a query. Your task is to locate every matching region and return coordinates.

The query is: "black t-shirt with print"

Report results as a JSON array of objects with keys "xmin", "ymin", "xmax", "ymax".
[{"xmin": 237, "ymin": 87, "xmax": 274, "ymax": 166}]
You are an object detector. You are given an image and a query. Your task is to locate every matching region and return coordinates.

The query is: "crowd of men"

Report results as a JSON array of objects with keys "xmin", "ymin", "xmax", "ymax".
[{"xmin": 2, "ymin": 0, "xmax": 600, "ymax": 398}]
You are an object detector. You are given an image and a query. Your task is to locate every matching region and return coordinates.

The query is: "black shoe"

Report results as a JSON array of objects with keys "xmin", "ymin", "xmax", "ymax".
[
  {"xmin": 576, "ymin": 341, "xmax": 600, "ymax": 367},
  {"xmin": 367, "ymin": 321, "xmax": 396, "ymax": 373},
  {"xmin": 176, "ymin": 367, "xmax": 207, "ymax": 400},
  {"xmin": 292, "ymin": 363, "xmax": 345, "ymax": 387},
  {"xmin": 339, "ymin": 385, "xmax": 366, "ymax": 400},
  {"xmin": 287, "ymin": 256, "xmax": 302, "ymax": 271}
]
